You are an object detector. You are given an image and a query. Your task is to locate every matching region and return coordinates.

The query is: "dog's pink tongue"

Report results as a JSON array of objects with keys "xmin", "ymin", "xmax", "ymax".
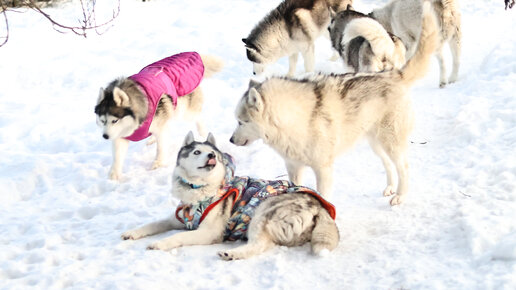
[{"xmin": 207, "ymin": 158, "xmax": 216, "ymax": 165}]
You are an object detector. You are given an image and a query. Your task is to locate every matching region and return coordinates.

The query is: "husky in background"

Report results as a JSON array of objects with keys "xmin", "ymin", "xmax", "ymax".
[
  {"xmin": 328, "ymin": 5, "xmax": 406, "ymax": 72},
  {"xmin": 95, "ymin": 52, "xmax": 223, "ymax": 180},
  {"xmin": 121, "ymin": 132, "xmax": 339, "ymax": 260},
  {"xmin": 243, "ymin": 0, "xmax": 353, "ymax": 77},
  {"xmin": 370, "ymin": 0, "xmax": 461, "ymax": 88},
  {"xmin": 231, "ymin": 2, "xmax": 439, "ymax": 206}
]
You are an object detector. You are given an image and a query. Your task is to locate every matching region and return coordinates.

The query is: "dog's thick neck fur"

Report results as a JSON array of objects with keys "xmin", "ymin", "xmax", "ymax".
[{"xmin": 172, "ymin": 168, "xmax": 226, "ymax": 205}]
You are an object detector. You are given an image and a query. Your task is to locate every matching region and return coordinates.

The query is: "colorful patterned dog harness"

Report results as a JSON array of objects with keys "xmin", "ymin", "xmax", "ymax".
[
  {"xmin": 175, "ymin": 154, "xmax": 336, "ymax": 241},
  {"xmin": 125, "ymin": 52, "xmax": 205, "ymax": 142}
]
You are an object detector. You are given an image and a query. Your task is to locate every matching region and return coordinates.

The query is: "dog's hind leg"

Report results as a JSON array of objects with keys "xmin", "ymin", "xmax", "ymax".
[
  {"xmin": 151, "ymin": 123, "xmax": 171, "ymax": 170},
  {"xmin": 376, "ymin": 130, "xmax": 410, "ymax": 206},
  {"xmin": 195, "ymin": 117, "xmax": 207, "ymax": 138},
  {"xmin": 367, "ymin": 136, "xmax": 397, "ymax": 197},
  {"xmin": 448, "ymin": 32, "xmax": 461, "ymax": 84},
  {"xmin": 388, "ymin": 150, "xmax": 409, "ymax": 206},
  {"xmin": 288, "ymin": 53, "xmax": 299, "ymax": 77},
  {"xmin": 285, "ymin": 160, "xmax": 306, "ymax": 185},
  {"xmin": 435, "ymin": 47, "xmax": 448, "ymax": 88},
  {"xmin": 109, "ymin": 138, "xmax": 129, "ymax": 180},
  {"xmin": 218, "ymin": 234, "xmax": 274, "ymax": 261}
]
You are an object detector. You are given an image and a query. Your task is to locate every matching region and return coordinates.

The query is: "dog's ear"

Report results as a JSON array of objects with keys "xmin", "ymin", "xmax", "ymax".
[
  {"xmin": 247, "ymin": 87, "xmax": 264, "ymax": 112},
  {"xmin": 98, "ymin": 88, "xmax": 105, "ymax": 103},
  {"xmin": 113, "ymin": 87, "xmax": 130, "ymax": 107},
  {"xmin": 329, "ymin": 7, "xmax": 336, "ymax": 18},
  {"xmin": 183, "ymin": 131, "xmax": 195, "ymax": 147},
  {"xmin": 346, "ymin": 4, "xmax": 354, "ymax": 11},
  {"xmin": 242, "ymin": 38, "xmax": 247, "ymax": 45},
  {"xmin": 206, "ymin": 132, "xmax": 216, "ymax": 146},
  {"xmin": 248, "ymin": 79, "xmax": 261, "ymax": 89}
]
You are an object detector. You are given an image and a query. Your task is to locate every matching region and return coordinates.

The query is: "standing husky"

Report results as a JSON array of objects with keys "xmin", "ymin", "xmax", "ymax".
[
  {"xmin": 370, "ymin": 0, "xmax": 461, "ymax": 87},
  {"xmin": 230, "ymin": 3, "xmax": 439, "ymax": 206},
  {"xmin": 328, "ymin": 6, "xmax": 406, "ymax": 72},
  {"xmin": 121, "ymin": 132, "xmax": 339, "ymax": 260},
  {"xmin": 243, "ymin": 0, "xmax": 353, "ymax": 77},
  {"xmin": 94, "ymin": 52, "xmax": 223, "ymax": 180}
]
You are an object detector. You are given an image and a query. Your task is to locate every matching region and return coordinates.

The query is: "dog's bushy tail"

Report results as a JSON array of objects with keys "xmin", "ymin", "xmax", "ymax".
[
  {"xmin": 397, "ymin": 1, "xmax": 439, "ymax": 85},
  {"xmin": 343, "ymin": 17, "xmax": 395, "ymax": 59},
  {"xmin": 311, "ymin": 207, "xmax": 339, "ymax": 255},
  {"xmin": 200, "ymin": 54, "xmax": 224, "ymax": 78}
]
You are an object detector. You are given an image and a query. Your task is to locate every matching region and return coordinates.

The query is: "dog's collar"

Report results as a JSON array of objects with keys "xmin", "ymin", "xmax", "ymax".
[{"xmin": 178, "ymin": 177, "xmax": 206, "ymax": 189}]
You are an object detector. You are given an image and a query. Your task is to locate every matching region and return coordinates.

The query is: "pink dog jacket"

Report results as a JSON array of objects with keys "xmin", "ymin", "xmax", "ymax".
[{"xmin": 125, "ymin": 52, "xmax": 205, "ymax": 142}]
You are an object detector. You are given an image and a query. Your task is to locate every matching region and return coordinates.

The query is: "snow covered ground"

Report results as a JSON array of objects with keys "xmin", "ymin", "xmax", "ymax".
[{"xmin": 1, "ymin": 0, "xmax": 515, "ymax": 288}]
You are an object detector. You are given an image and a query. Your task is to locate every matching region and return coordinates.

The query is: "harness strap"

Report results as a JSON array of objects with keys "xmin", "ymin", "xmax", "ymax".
[{"xmin": 199, "ymin": 188, "xmax": 240, "ymax": 223}]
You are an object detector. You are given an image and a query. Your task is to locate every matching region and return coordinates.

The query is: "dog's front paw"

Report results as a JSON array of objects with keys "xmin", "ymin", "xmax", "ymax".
[
  {"xmin": 390, "ymin": 194, "xmax": 405, "ymax": 206},
  {"xmin": 217, "ymin": 251, "xmax": 242, "ymax": 261},
  {"xmin": 121, "ymin": 230, "xmax": 142, "ymax": 240},
  {"xmin": 146, "ymin": 241, "xmax": 173, "ymax": 251},
  {"xmin": 150, "ymin": 160, "xmax": 165, "ymax": 170},
  {"xmin": 109, "ymin": 169, "xmax": 121, "ymax": 181},
  {"xmin": 382, "ymin": 186, "xmax": 395, "ymax": 197}
]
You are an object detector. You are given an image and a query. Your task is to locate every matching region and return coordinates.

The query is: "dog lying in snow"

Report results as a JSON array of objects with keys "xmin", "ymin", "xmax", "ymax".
[{"xmin": 121, "ymin": 132, "xmax": 339, "ymax": 260}]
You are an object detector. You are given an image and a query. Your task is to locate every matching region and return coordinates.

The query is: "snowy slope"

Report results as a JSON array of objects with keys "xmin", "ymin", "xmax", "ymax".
[{"xmin": 0, "ymin": 0, "xmax": 515, "ymax": 289}]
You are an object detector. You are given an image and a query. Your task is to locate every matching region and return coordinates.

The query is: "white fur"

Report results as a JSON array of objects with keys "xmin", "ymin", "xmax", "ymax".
[{"xmin": 343, "ymin": 18, "xmax": 395, "ymax": 59}]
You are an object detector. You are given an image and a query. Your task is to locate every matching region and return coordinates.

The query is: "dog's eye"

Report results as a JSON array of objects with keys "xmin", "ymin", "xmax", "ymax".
[
  {"xmin": 111, "ymin": 119, "xmax": 118, "ymax": 124},
  {"xmin": 193, "ymin": 150, "xmax": 201, "ymax": 155},
  {"xmin": 238, "ymin": 121, "xmax": 243, "ymax": 126}
]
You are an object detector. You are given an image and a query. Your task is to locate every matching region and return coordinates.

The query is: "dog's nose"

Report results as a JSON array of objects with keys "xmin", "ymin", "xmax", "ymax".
[
  {"xmin": 208, "ymin": 152, "xmax": 215, "ymax": 159},
  {"xmin": 229, "ymin": 137, "xmax": 234, "ymax": 144},
  {"xmin": 103, "ymin": 134, "xmax": 109, "ymax": 140},
  {"xmin": 253, "ymin": 72, "xmax": 256, "ymax": 76}
]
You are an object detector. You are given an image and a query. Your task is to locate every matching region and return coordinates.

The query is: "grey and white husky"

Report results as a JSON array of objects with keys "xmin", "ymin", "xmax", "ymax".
[
  {"xmin": 94, "ymin": 53, "xmax": 223, "ymax": 180},
  {"xmin": 243, "ymin": 0, "xmax": 352, "ymax": 77},
  {"xmin": 121, "ymin": 132, "xmax": 339, "ymax": 260},
  {"xmin": 370, "ymin": 0, "xmax": 461, "ymax": 87},
  {"xmin": 328, "ymin": 5, "xmax": 406, "ymax": 72},
  {"xmin": 230, "ymin": 2, "xmax": 439, "ymax": 206}
]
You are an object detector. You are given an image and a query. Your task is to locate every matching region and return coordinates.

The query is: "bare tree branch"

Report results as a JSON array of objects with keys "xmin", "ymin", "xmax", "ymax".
[
  {"xmin": 0, "ymin": 0, "xmax": 120, "ymax": 47},
  {"xmin": 0, "ymin": 2, "xmax": 9, "ymax": 47}
]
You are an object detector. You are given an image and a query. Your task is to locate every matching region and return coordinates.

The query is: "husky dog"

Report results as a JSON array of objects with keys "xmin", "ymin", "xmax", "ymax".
[
  {"xmin": 94, "ymin": 52, "xmax": 223, "ymax": 180},
  {"xmin": 121, "ymin": 132, "xmax": 339, "ymax": 260},
  {"xmin": 370, "ymin": 0, "xmax": 461, "ymax": 88},
  {"xmin": 328, "ymin": 5, "xmax": 406, "ymax": 72},
  {"xmin": 231, "ymin": 3, "xmax": 439, "ymax": 206},
  {"xmin": 243, "ymin": 0, "xmax": 353, "ymax": 77}
]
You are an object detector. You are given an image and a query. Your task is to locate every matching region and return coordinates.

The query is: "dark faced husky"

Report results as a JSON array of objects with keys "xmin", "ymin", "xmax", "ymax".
[
  {"xmin": 243, "ymin": 0, "xmax": 352, "ymax": 77},
  {"xmin": 121, "ymin": 132, "xmax": 339, "ymax": 260},
  {"xmin": 231, "ymin": 3, "xmax": 439, "ymax": 206},
  {"xmin": 328, "ymin": 5, "xmax": 406, "ymax": 72},
  {"xmin": 94, "ymin": 52, "xmax": 223, "ymax": 180},
  {"xmin": 370, "ymin": 0, "xmax": 461, "ymax": 87}
]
